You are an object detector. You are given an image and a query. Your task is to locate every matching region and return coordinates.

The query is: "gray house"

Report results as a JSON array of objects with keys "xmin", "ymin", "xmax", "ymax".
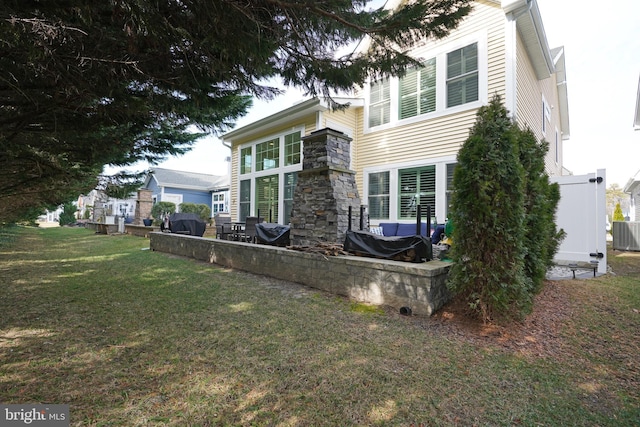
[
  {"xmin": 143, "ymin": 168, "xmax": 230, "ymax": 215},
  {"xmin": 623, "ymin": 170, "xmax": 640, "ymax": 222}
]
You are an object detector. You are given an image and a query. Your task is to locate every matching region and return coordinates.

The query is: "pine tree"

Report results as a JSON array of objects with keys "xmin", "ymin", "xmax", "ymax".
[
  {"xmin": 448, "ymin": 96, "xmax": 527, "ymax": 322},
  {"xmin": 517, "ymin": 127, "xmax": 564, "ymax": 295},
  {"xmin": 613, "ymin": 203, "xmax": 625, "ymax": 221},
  {"xmin": 1, "ymin": 0, "xmax": 472, "ymax": 223},
  {"xmin": 448, "ymin": 95, "xmax": 564, "ymax": 323}
]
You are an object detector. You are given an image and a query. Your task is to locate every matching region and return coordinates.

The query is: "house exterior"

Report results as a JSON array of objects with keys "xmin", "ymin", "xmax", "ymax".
[
  {"xmin": 221, "ymin": 0, "xmax": 569, "ymax": 226},
  {"xmin": 623, "ymin": 170, "xmax": 640, "ymax": 222},
  {"xmin": 143, "ymin": 168, "xmax": 230, "ymax": 215}
]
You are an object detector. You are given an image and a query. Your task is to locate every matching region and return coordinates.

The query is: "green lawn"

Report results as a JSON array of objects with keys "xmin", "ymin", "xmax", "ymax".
[{"xmin": 1, "ymin": 226, "xmax": 638, "ymax": 426}]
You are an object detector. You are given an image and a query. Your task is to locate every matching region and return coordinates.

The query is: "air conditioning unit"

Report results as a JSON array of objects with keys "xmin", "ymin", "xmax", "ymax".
[{"xmin": 612, "ymin": 221, "xmax": 640, "ymax": 251}]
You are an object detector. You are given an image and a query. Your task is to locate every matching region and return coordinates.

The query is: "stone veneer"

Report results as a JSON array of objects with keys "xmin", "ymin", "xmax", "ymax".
[
  {"xmin": 149, "ymin": 232, "xmax": 452, "ymax": 316},
  {"xmin": 290, "ymin": 128, "xmax": 361, "ymax": 246},
  {"xmin": 134, "ymin": 189, "xmax": 153, "ymax": 226}
]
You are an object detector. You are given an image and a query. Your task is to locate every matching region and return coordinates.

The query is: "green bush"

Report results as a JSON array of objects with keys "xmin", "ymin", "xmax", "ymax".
[
  {"xmin": 179, "ymin": 203, "xmax": 211, "ymax": 222},
  {"xmin": 58, "ymin": 203, "xmax": 77, "ymax": 226},
  {"xmin": 518, "ymin": 127, "xmax": 565, "ymax": 295},
  {"xmin": 448, "ymin": 95, "xmax": 563, "ymax": 323},
  {"xmin": 151, "ymin": 202, "xmax": 176, "ymax": 223},
  {"xmin": 613, "ymin": 203, "xmax": 625, "ymax": 221}
]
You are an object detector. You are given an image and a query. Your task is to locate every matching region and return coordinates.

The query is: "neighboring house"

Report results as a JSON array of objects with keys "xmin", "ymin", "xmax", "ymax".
[
  {"xmin": 221, "ymin": 0, "xmax": 570, "ymax": 225},
  {"xmin": 143, "ymin": 168, "xmax": 230, "ymax": 215},
  {"xmin": 623, "ymin": 170, "xmax": 640, "ymax": 222}
]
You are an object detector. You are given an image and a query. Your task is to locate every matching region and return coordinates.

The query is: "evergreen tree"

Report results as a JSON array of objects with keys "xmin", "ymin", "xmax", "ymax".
[
  {"xmin": 1, "ymin": 0, "xmax": 472, "ymax": 223},
  {"xmin": 613, "ymin": 203, "xmax": 625, "ymax": 221},
  {"xmin": 58, "ymin": 203, "xmax": 77, "ymax": 226},
  {"xmin": 517, "ymin": 127, "xmax": 564, "ymax": 295},
  {"xmin": 448, "ymin": 95, "xmax": 564, "ymax": 323},
  {"xmin": 448, "ymin": 96, "xmax": 527, "ymax": 322}
]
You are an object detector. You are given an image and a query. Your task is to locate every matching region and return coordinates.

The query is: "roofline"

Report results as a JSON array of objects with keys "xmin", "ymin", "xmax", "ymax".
[
  {"xmin": 503, "ymin": 0, "xmax": 554, "ymax": 79},
  {"xmin": 221, "ymin": 97, "xmax": 364, "ymax": 142},
  {"xmin": 553, "ymin": 47, "xmax": 570, "ymax": 139},
  {"xmin": 623, "ymin": 170, "xmax": 640, "ymax": 193}
]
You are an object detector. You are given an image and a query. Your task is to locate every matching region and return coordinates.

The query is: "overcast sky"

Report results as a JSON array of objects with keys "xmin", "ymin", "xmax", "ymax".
[{"xmin": 153, "ymin": 0, "xmax": 640, "ymax": 188}]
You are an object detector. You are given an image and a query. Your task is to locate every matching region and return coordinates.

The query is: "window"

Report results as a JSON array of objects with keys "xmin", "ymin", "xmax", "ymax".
[
  {"xmin": 256, "ymin": 138, "xmax": 279, "ymax": 171},
  {"xmin": 369, "ymin": 78, "xmax": 390, "ymax": 127},
  {"xmin": 284, "ymin": 132, "xmax": 301, "ymax": 166},
  {"xmin": 239, "ymin": 179, "xmax": 251, "ymax": 221},
  {"xmin": 445, "ymin": 163, "xmax": 456, "ymax": 221},
  {"xmin": 447, "ymin": 43, "xmax": 478, "ymax": 107},
  {"xmin": 238, "ymin": 129, "xmax": 303, "ymax": 224},
  {"xmin": 365, "ymin": 160, "xmax": 455, "ymax": 224},
  {"xmin": 398, "ymin": 166, "xmax": 436, "ymax": 219},
  {"xmin": 365, "ymin": 36, "xmax": 484, "ymax": 130},
  {"xmin": 283, "ymin": 172, "xmax": 297, "ymax": 224},
  {"xmin": 240, "ymin": 147, "xmax": 252, "ymax": 174},
  {"xmin": 542, "ymin": 96, "xmax": 551, "ymax": 135},
  {"xmin": 399, "ymin": 58, "xmax": 436, "ymax": 119},
  {"xmin": 368, "ymin": 171, "xmax": 390, "ymax": 219},
  {"xmin": 212, "ymin": 193, "xmax": 226, "ymax": 213}
]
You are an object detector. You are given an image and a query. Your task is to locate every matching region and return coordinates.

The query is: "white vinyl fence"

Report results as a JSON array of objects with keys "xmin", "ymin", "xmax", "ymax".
[{"xmin": 550, "ymin": 169, "xmax": 607, "ymax": 274}]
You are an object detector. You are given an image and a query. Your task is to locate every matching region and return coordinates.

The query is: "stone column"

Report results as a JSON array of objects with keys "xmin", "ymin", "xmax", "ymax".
[
  {"xmin": 134, "ymin": 189, "xmax": 153, "ymax": 225},
  {"xmin": 290, "ymin": 128, "xmax": 361, "ymax": 246}
]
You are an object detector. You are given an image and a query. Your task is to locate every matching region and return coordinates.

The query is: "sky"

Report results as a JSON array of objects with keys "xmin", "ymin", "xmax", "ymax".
[{"xmin": 150, "ymin": 0, "xmax": 640, "ymax": 188}]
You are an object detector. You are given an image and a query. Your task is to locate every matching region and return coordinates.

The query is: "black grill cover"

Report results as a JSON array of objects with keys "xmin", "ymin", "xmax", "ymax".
[
  {"xmin": 256, "ymin": 223, "xmax": 290, "ymax": 246},
  {"xmin": 343, "ymin": 230, "xmax": 432, "ymax": 262},
  {"xmin": 169, "ymin": 213, "xmax": 207, "ymax": 237}
]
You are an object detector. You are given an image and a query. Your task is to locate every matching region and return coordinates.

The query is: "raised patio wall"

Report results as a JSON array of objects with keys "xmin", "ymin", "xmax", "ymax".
[{"xmin": 149, "ymin": 232, "xmax": 451, "ymax": 316}]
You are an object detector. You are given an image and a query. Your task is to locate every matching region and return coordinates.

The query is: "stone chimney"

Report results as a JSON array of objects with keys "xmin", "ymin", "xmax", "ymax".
[
  {"xmin": 134, "ymin": 189, "xmax": 153, "ymax": 225},
  {"xmin": 290, "ymin": 128, "xmax": 361, "ymax": 246}
]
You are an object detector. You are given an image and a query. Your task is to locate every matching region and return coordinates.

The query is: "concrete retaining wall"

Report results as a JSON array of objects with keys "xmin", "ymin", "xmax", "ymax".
[{"xmin": 149, "ymin": 232, "xmax": 451, "ymax": 316}]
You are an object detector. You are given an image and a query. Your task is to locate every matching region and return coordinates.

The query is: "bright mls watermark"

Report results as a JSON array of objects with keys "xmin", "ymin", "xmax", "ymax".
[{"xmin": 1, "ymin": 405, "xmax": 69, "ymax": 426}]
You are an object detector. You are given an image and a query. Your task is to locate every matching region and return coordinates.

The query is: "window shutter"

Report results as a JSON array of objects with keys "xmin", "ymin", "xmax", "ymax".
[
  {"xmin": 255, "ymin": 174, "xmax": 279, "ymax": 222},
  {"xmin": 368, "ymin": 172, "xmax": 390, "ymax": 219},
  {"xmin": 399, "ymin": 67, "xmax": 418, "ymax": 119},
  {"xmin": 369, "ymin": 78, "xmax": 390, "ymax": 127},
  {"xmin": 399, "ymin": 166, "xmax": 435, "ymax": 219}
]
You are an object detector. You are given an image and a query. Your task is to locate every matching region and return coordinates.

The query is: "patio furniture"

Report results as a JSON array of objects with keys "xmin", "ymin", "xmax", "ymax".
[
  {"xmin": 239, "ymin": 216, "xmax": 263, "ymax": 243},
  {"xmin": 214, "ymin": 213, "xmax": 233, "ymax": 240}
]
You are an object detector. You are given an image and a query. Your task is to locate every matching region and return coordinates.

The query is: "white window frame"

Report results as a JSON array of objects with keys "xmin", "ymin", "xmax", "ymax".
[
  {"xmin": 363, "ymin": 155, "xmax": 457, "ymax": 224},
  {"xmin": 237, "ymin": 127, "xmax": 304, "ymax": 223},
  {"xmin": 211, "ymin": 191, "xmax": 228, "ymax": 213},
  {"xmin": 364, "ymin": 31, "xmax": 487, "ymax": 134}
]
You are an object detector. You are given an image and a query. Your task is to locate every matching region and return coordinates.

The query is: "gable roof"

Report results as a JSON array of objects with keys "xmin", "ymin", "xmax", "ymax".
[
  {"xmin": 145, "ymin": 168, "xmax": 229, "ymax": 192},
  {"xmin": 222, "ymin": 97, "xmax": 364, "ymax": 142}
]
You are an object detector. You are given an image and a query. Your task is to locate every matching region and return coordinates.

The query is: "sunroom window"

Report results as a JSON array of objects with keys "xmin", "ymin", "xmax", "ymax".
[
  {"xmin": 256, "ymin": 138, "xmax": 279, "ymax": 171},
  {"xmin": 255, "ymin": 174, "xmax": 279, "ymax": 222}
]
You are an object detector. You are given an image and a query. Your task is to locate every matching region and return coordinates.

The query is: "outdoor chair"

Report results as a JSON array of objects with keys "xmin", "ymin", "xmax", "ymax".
[
  {"xmin": 214, "ymin": 214, "xmax": 233, "ymax": 240},
  {"xmin": 240, "ymin": 216, "xmax": 263, "ymax": 243}
]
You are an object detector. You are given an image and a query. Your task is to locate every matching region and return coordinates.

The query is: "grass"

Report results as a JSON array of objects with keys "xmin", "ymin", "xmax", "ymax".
[{"xmin": 0, "ymin": 226, "xmax": 638, "ymax": 426}]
